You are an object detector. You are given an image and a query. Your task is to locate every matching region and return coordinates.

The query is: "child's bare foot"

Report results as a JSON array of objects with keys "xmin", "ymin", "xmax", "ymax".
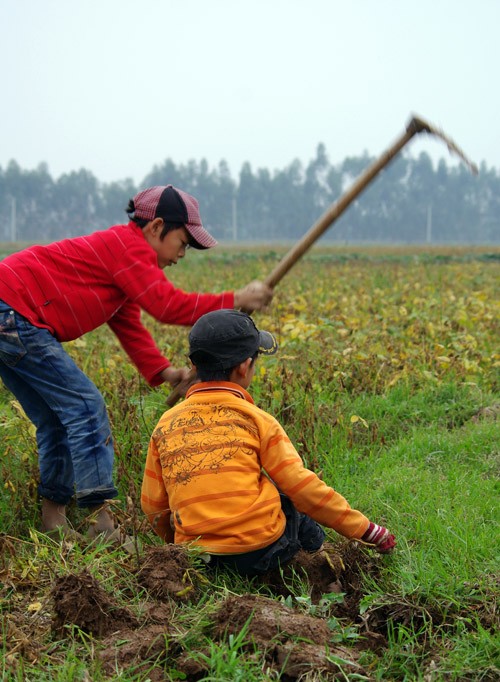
[
  {"xmin": 40, "ymin": 498, "xmax": 68, "ymax": 532},
  {"xmin": 86, "ymin": 503, "xmax": 116, "ymax": 537},
  {"xmin": 86, "ymin": 504, "xmax": 135, "ymax": 554}
]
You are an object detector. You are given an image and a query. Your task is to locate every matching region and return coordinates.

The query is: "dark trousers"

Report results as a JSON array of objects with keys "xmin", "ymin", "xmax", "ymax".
[{"xmin": 210, "ymin": 494, "xmax": 326, "ymax": 576}]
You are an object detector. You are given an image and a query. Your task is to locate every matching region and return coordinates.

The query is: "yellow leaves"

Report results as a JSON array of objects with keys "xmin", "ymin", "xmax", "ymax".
[
  {"xmin": 10, "ymin": 400, "xmax": 27, "ymax": 419},
  {"xmin": 9, "ymin": 401, "xmax": 36, "ymax": 437},
  {"xmin": 260, "ymin": 256, "xmax": 497, "ymax": 394},
  {"xmin": 65, "ymin": 337, "xmax": 87, "ymax": 349},
  {"xmin": 350, "ymin": 415, "xmax": 369, "ymax": 428},
  {"xmin": 387, "ymin": 371, "xmax": 404, "ymax": 388},
  {"xmin": 281, "ymin": 317, "xmax": 320, "ymax": 342},
  {"xmin": 27, "ymin": 601, "xmax": 42, "ymax": 613},
  {"xmin": 426, "ymin": 322, "xmax": 436, "ymax": 338},
  {"xmin": 462, "ymin": 359, "xmax": 482, "ymax": 374},
  {"xmin": 453, "ymin": 308, "xmax": 470, "ymax": 328}
]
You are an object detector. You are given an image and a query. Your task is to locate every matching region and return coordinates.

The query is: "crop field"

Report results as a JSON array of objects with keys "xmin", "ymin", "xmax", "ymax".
[{"xmin": 1, "ymin": 245, "xmax": 499, "ymax": 681}]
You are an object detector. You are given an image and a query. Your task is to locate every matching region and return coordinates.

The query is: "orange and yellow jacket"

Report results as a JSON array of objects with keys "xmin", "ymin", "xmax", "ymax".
[{"xmin": 141, "ymin": 382, "xmax": 370, "ymax": 554}]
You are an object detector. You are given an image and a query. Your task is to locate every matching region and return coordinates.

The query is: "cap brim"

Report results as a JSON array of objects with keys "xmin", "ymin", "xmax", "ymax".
[
  {"xmin": 258, "ymin": 330, "xmax": 278, "ymax": 355},
  {"xmin": 186, "ymin": 223, "xmax": 218, "ymax": 250}
]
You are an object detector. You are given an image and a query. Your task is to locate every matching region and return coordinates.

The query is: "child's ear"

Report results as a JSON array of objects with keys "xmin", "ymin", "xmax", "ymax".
[
  {"xmin": 144, "ymin": 217, "xmax": 163, "ymax": 237},
  {"xmin": 237, "ymin": 358, "xmax": 253, "ymax": 377}
]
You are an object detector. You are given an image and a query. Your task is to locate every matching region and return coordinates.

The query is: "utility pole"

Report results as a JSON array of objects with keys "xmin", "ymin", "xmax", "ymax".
[
  {"xmin": 426, "ymin": 204, "xmax": 432, "ymax": 244},
  {"xmin": 10, "ymin": 196, "xmax": 17, "ymax": 242},
  {"xmin": 232, "ymin": 196, "xmax": 237, "ymax": 241}
]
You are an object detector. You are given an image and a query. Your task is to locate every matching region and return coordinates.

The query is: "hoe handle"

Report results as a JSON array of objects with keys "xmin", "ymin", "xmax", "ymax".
[{"xmin": 263, "ymin": 119, "xmax": 420, "ymax": 288}]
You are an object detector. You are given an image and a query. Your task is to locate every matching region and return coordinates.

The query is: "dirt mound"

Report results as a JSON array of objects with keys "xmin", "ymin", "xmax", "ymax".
[
  {"xmin": 214, "ymin": 593, "xmax": 331, "ymax": 644},
  {"xmin": 137, "ymin": 544, "xmax": 203, "ymax": 601},
  {"xmin": 174, "ymin": 593, "xmax": 366, "ymax": 680},
  {"xmin": 38, "ymin": 542, "xmax": 386, "ymax": 679},
  {"xmin": 51, "ymin": 570, "xmax": 137, "ymax": 637},
  {"xmin": 263, "ymin": 540, "xmax": 379, "ymax": 614},
  {"xmin": 99, "ymin": 624, "xmax": 174, "ymax": 679},
  {"xmin": 275, "ymin": 640, "xmax": 367, "ymax": 679},
  {"xmin": 471, "ymin": 403, "xmax": 500, "ymax": 422}
]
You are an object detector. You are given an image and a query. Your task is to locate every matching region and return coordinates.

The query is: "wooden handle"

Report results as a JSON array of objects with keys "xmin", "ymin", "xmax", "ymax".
[{"xmin": 263, "ymin": 123, "xmax": 418, "ymax": 289}]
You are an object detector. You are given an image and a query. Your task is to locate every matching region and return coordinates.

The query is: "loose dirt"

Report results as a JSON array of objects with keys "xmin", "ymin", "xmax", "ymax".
[
  {"xmin": 3, "ymin": 541, "xmax": 402, "ymax": 679},
  {"xmin": 51, "ymin": 570, "xmax": 137, "ymax": 637}
]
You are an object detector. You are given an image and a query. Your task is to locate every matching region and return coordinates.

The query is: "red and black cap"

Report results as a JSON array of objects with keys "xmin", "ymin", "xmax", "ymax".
[{"xmin": 131, "ymin": 185, "xmax": 217, "ymax": 249}]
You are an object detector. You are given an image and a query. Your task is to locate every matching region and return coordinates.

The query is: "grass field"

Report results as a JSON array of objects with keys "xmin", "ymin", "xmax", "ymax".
[{"xmin": 1, "ymin": 245, "xmax": 499, "ymax": 680}]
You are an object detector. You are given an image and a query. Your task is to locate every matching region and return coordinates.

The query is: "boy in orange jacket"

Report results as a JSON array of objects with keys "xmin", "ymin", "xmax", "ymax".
[{"xmin": 141, "ymin": 309, "xmax": 395, "ymax": 575}]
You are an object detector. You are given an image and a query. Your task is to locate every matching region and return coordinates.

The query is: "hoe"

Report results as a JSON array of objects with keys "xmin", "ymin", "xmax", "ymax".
[{"xmin": 166, "ymin": 113, "xmax": 478, "ymax": 407}]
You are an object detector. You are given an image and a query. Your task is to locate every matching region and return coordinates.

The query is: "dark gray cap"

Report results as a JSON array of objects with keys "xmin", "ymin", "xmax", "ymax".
[{"xmin": 189, "ymin": 309, "xmax": 278, "ymax": 370}]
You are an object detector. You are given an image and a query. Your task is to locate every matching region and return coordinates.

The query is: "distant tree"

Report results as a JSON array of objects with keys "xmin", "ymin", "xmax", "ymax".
[
  {"xmin": 475, "ymin": 162, "xmax": 500, "ymax": 243},
  {"xmin": 0, "ymin": 161, "xmax": 56, "ymax": 241},
  {"xmin": 101, "ymin": 178, "xmax": 137, "ymax": 227},
  {"xmin": 51, "ymin": 169, "xmax": 101, "ymax": 238},
  {"xmin": 304, "ymin": 144, "xmax": 331, "ymax": 211},
  {"xmin": 237, "ymin": 162, "xmax": 263, "ymax": 240},
  {"xmin": 271, "ymin": 159, "xmax": 304, "ymax": 240},
  {"xmin": 142, "ymin": 159, "xmax": 185, "ymax": 189},
  {"xmin": 1, "ymin": 151, "xmax": 497, "ymax": 245}
]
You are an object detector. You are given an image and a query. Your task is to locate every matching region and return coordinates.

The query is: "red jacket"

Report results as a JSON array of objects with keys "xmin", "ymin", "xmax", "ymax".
[{"xmin": 0, "ymin": 222, "xmax": 234, "ymax": 385}]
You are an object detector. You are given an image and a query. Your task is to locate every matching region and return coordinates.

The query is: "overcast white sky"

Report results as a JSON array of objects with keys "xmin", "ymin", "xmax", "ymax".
[{"xmin": 1, "ymin": 0, "xmax": 497, "ymax": 185}]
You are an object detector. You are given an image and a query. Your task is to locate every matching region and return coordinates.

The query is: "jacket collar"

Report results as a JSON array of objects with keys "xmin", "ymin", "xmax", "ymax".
[{"xmin": 186, "ymin": 381, "xmax": 254, "ymax": 404}]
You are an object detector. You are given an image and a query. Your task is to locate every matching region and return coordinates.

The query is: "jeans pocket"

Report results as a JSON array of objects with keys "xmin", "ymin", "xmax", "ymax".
[{"xmin": 0, "ymin": 308, "xmax": 27, "ymax": 366}]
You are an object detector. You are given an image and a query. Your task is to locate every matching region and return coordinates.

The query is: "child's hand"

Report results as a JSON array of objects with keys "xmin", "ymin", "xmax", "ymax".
[
  {"xmin": 234, "ymin": 280, "xmax": 274, "ymax": 312},
  {"xmin": 160, "ymin": 366, "xmax": 195, "ymax": 396},
  {"xmin": 361, "ymin": 522, "xmax": 396, "ymax": 553}
]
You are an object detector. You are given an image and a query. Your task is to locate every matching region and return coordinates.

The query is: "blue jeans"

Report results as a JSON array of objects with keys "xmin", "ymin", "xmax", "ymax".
[
  {"xmin": 209, "ymin": 494, "xmax": 326, "ymax": 576},
  {"xmin": 0, "ymin": 300, "xmax": 118, "ymax": 507}
]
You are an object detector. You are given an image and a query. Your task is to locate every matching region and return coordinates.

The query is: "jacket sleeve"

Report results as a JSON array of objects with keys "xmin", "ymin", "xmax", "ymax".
[
  {"xmin": 141, "ymin": 436, "xmax": 174, "ymax": 542},
  {"xmin": 111, "ymin": 238, "xmax": 235, "ymax": 326},
  {"xmin": 107, "ymin": 301, "xmax": 170, "ymax": 386},
  {"xmin": 259, "ymin": 417, "xmax": 370, "ymax": 539}
]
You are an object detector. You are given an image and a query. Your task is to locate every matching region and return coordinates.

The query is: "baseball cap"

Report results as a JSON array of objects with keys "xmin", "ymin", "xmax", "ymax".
[
  {"xmin": 131, "ymin": 185, "xmax": 217, "ymax": 249},
  {"xmin": 189, "ymin": 310, "xmax": 278, "ymax": 370}
]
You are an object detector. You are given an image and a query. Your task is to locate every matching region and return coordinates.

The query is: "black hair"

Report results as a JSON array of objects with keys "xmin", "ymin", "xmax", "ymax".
[
  {"xmin": 194, "ymin": 353, "xmax": 258, "ymax": 382},
  {"xmin": 125, "ymin": 199, "xmax": 189, "ymax": 241}
]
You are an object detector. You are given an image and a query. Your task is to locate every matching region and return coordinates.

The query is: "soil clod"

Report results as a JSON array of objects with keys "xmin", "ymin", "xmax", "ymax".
[{"xmin": 51, "ymin": 570, "xmax": 137, "ymax": 637}]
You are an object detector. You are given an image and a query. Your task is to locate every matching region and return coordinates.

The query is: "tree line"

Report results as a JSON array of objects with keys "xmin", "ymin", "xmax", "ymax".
[{"xmin": 1, "ymin": 146, "xmax": 499, "ymax": 244}]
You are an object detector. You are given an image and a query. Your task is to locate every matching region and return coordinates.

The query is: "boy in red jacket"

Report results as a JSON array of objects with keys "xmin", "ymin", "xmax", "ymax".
[
  {"xmin": 142, "ymin": 309, "xmax": 395, "ymax": 576},
  {"xmin": 0, "ymin": 186, "xmax": 272, "ymax": 540}
]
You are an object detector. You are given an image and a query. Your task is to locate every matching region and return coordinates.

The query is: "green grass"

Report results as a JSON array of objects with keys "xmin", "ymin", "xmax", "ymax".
[{"xmin": 1, "ymin": 246, "xmax": 499, "ymax": 680}]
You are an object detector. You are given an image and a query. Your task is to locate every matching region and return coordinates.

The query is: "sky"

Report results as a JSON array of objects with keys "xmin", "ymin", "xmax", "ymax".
[{"xmin": 0, "ymin": 0, "xmax": 497, "ymax": 186}]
